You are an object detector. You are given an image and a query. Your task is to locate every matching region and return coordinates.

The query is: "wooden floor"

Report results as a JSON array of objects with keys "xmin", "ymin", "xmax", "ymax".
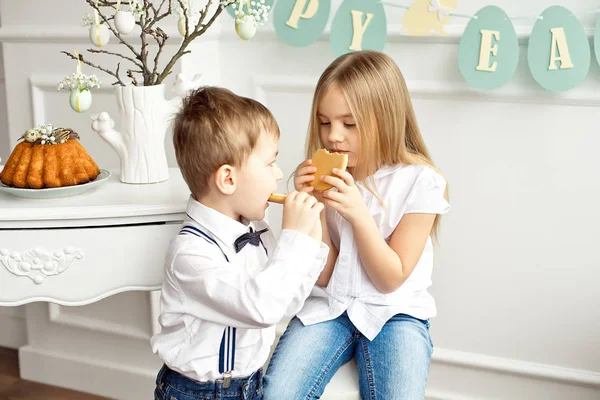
[{"xmin": 0, "ymin": 347, "xmax": 110, "ymax": 400}]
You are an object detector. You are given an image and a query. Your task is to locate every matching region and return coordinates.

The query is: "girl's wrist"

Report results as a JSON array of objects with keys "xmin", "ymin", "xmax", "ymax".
[{"xmin": 349, "ymin": 208, "xmax": 372, "ymax": 228}]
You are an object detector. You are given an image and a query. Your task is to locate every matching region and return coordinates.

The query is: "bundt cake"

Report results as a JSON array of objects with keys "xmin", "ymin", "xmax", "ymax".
[{"xmin": 0, "ymin": 125, "xmax": 100, "ymax": 189}]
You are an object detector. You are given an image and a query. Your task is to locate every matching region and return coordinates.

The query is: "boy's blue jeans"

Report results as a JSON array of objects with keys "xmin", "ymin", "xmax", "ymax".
[
  {"xmin": 263, "ymin": 312, "xmax": 433, "ymax": 400},
  {"xmin": 154, "ymin": 364, "xmax": 263, "ymax": 400}
]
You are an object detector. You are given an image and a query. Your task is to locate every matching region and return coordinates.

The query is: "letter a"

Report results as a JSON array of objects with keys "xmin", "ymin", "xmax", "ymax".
[{"xmin": 548, "ymin": 27, "xmax": 574, "ymax": 70}]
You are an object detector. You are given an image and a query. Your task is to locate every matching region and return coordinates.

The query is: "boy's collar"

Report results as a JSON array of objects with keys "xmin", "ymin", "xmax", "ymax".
[{"xmin": 185, "ymin": 196, "xmax": 251, "ymax": 253}]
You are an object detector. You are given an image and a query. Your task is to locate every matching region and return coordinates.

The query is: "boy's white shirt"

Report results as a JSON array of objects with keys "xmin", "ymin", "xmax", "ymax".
[
  {"xmin": 297, "ymin": 164, "xmax": 451, "ymax": 341},
  {"xmin": 151, "ymin": 197, "xmax": 329, "ymax": 382}
]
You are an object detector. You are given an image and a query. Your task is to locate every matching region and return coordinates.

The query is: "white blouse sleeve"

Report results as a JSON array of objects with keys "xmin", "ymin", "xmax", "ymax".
[{"xmin": 405, "ymin": 167, "xmax": 451, "ymax": 215}]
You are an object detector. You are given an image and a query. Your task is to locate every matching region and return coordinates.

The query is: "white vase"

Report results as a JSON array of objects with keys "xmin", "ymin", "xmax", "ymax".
[{"xmin": 90, "ymin": 76, "xmax": 202, "ymax": 184}]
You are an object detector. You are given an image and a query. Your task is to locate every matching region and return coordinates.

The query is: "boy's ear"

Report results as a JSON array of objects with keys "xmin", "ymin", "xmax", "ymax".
[{"xmin": 214, "ymin": 164, "xmax": 237, "ymax": 195}]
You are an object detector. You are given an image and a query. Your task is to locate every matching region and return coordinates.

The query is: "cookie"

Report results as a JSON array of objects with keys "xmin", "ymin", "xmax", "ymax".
[
  {"xmin": 309, "ymin": 149, "xmax": 348, "ymax": 192},
  {"xmin": 268, "ymin": 193, "xmax": 286, "ymax": 204}
]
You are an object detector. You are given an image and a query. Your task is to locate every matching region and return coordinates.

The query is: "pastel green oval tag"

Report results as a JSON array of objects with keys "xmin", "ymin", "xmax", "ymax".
[
  {"xmin": 527, "ymin": 5, "xmax": 590, "ymax": 92},
  {"xmin": 330, "ymin": 0, "xmax": 387, "ymax": 58},
  {"xmin": 458, "ymin": 6, "xmax": 518, "ymax": 90},
  {"xmin": 226, "ymin": 0, "xmax": 276, "ymax": 19},
  {"xmin": 274, "ymin": 0, "xmax": 331, "ymax": 47},
  {"xmin": 595, "ymin": 16, "xmax": 600, "ymax": 67}
]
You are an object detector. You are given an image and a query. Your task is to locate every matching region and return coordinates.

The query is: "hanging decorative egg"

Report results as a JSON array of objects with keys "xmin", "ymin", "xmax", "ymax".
[
  {"xmin": 178, "ymin": 16, "xmax": 194, "ymax": 36},
  {"xmin": 89, "ymin": 24, "xmax": 110, "ymax": 47},
  {"xmin": 69, "ymin": 89, "xmax": 93, "ymax": 113},
  {"xmin": 178, "ymin": 17, "xmax": 186, "ymax": 36},
  {"xmin": 114, "ymin": 10, "xmax": 136, "ymax": 35},
  {"xmin": 235, "ymin": 15, "xmax": 257, "ymax": 40}
]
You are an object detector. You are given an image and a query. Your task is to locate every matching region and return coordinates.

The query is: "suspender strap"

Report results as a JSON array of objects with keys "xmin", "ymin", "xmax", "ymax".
[
  {"xmin": 179, "ymin": 225, "xmax": 229, "ymax": 262},
  {"xmin": 178, "ymin": 224, "xmax": 236, "ymax": 383},
  {"xmin": 218, "ymin": 326, "xmax": 237, "ymax": 374}
]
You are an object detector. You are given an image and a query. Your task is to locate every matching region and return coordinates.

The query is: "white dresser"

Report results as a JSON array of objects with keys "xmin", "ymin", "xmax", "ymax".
[
  {"xmin": 0, "ymin": 167, "xmax": 359, "ymax": 399},
  {"xmin": 0, "ymin": 168, "xmax": 189, "ymax": 307}
]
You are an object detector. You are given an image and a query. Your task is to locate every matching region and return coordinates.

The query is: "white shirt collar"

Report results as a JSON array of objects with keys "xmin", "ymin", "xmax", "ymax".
[
  {"xmin": 371, "ymin": 164, "xmax": 403, "ymax": 179},
  {"xmin": 355, "ymin": 165, "xmax": 404, "ymax": 188},
  {"xmin": 185, "ymin": 196, "xmax": 252, "ymax": 253}
]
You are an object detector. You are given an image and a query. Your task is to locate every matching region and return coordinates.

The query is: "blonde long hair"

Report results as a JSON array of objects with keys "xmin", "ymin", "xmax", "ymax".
[{"xmin": 306, "ymin": 50, "xmax": 447, "ymax": 238}]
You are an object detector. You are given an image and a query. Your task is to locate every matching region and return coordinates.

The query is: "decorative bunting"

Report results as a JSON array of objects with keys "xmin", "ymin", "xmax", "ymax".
[
  {"xmin": 227, "ymin": 1, "xmax": 600, "ymax": 92},
  {"xmin": 329, "ymin": 0, "xmax": 387, "ymax": 58},
  {"xmin": 402, "ymin": 0, "xmax": 458, "ymax": 36},
  {"xmin": 458, "ymin": 6, "xmax": 518, "ymax": 90},
  {"xmin": 527, "ymin": 6, "xmax": 590, "ymax": 92},
  {"xmin": 274, "ymin": 0, "xmax": 331, "ymax": 47}
]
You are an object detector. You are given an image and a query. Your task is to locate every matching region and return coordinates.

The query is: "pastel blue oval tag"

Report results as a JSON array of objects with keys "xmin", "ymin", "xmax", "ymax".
[
  {"xmin": 329, "ymin": 0, "xmax": 387, "ymax": 58},
  {"xmin": 274, "ymin": 0, "xmax": 331, "ymax": 47},
  {"xmin": 527, "ymin": 5, "xmax": 590, "ymax": 92},
  {"xmin": 458, "ymin": 6, "xmax": 519, "ymax": 90}
]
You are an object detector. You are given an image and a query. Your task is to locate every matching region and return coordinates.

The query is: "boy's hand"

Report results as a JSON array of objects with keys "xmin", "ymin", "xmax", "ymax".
[
  {"xmin": 294, "ymin": 159, "xmax": 317, "ymax": 193},
  {"xmin": 282, "ymin": 191, "xmax": 323, "ymax": 240}
]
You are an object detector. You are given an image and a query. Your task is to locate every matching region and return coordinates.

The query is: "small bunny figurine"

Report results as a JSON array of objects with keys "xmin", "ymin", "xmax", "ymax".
[{"xmin": 402, "ymin": 0, "xmax": 458, "ymax": 36}]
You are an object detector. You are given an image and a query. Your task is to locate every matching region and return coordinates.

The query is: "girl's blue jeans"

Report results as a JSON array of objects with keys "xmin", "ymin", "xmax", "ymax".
[{"xmin": 263, "ymin": 312, "xmax": 433, "ymax": 400}]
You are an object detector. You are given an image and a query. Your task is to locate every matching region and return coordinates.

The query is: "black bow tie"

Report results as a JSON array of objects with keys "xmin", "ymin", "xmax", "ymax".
[{"xmin": 234, "ymin": 227, "xmax": 269, "ymax": 253}]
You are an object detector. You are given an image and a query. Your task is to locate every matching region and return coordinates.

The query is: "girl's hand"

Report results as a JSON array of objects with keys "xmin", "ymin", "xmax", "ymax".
[
  {"xmin": 319, "ymin": 169, "xmax": 370, "ymax": 226},
  {"xmin": 293, "ymin": 159, "xmax": 317, "ymax": 193}
]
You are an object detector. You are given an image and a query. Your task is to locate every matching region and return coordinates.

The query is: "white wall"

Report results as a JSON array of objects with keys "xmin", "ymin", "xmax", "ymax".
[
  {"xmin": 0, "ymin": 0, "xmax": 599, "ymax": 399},
  {"xmin": 0, "ymin": 4, "xmax": 27, "ymax": 352},
  {"xmin": 0, "ymin": 45, "xmax": 9, "ymax": 163}
]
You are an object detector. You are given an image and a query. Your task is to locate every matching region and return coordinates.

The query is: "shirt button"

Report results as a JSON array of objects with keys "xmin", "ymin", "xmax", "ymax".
[{"xmin": 340, "ymin": 255, "xmax": 348, "ymax": 262}]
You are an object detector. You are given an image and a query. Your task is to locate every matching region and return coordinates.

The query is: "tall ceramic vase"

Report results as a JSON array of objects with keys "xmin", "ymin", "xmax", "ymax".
[{"xmin": 91, "ymin": 74, "xmax": 202, "ymax": 184}]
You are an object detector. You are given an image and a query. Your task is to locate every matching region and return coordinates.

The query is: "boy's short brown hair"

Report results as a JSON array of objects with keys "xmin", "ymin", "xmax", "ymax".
[{"xmin": 173, "ymin": 86, "xmax": 280, "ymax": 197}]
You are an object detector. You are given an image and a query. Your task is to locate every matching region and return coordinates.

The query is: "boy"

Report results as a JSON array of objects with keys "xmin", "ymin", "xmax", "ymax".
[{"xmin": 151, "ymin": 86, "xmax": 328, "ymax": 400}]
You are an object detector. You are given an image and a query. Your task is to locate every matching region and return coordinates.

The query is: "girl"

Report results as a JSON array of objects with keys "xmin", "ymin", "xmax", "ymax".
[{"xmin": 263, "ymin": 50, "xmax": 450, "ymax": 400}]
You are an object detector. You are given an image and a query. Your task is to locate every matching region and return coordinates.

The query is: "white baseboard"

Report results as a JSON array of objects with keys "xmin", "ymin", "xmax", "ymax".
[
  {"xmin": 0, "ymin": 310, "xmax": 26, "ymax": 348},
  {"xmin": 18, "ymin": 345, "xmax": 160, "ymax": 400},
  {"xmin": 433, "ymin": 348, "xmax": 600, "ymax": 388},
  {"xmin": 16, "ymin": 343, "xmax": 600, "ymax": 400},
  {"xmin": 429, "ymin": 349, "xmax": 600, "ymax": 400}
]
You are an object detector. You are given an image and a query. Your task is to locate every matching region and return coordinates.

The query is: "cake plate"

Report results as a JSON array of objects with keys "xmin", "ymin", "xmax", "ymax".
[{"xmin": 0, "ymin": 169, "xmax": 111, "ymax": 199}]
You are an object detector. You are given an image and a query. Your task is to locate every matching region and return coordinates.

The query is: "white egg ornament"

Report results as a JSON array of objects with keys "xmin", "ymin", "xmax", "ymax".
[
  {"xmin": 89, "ymin": 23, "xmax": 110, "ymax": 47},
  {"xmin": 178, "ymin": 16, "xmax": 196, "ymax": 36},
  {"xmin": 235, "ymin": 15, "xmax": 257, "ymax": 41},
  {"xmin": 69, "ymin": 89, "xmax": 93, "ymax": 113},
  {"xmin": 114, "ymin": 10, "xmax": 135, "ymax": 35}
]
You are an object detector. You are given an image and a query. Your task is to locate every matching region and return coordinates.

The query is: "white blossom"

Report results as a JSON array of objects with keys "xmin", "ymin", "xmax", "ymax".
[
  {"xmin": 81, "ymin": 13, "xmax": 95, "ymax": 28},
  {"xmin": 24, "ymin": 123, "xmax": 62, "ymax": 146},
  {"xmin": 57, "ymin": 72, "xmax": 101, "ymax": 92},
  {"xmin": 233, "ymin": 0, "xmax": 271, "ymax": 27},
  {"xmin": 129, "ymin": 0, "xmax": 145, "ymax": 16}
]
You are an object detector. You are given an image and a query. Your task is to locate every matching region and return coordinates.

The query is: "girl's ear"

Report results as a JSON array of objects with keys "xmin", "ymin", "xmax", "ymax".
[{"xmin": 214, "ymin": 164, "xmax": 237, "ymax": 195}]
